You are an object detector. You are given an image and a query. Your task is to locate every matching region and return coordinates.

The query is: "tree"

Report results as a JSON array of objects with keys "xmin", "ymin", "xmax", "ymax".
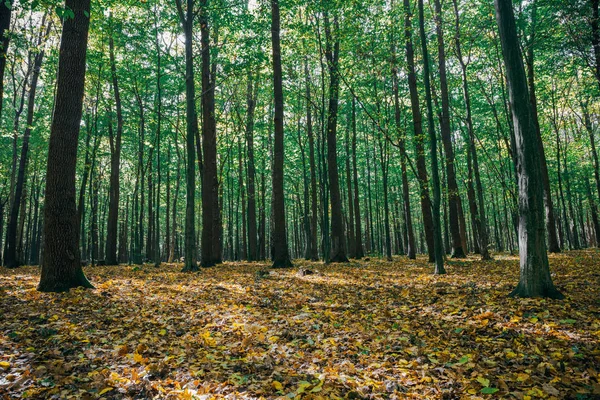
[
  {"xmin": 200, "ymin": 0, "xmax": 221, "ymax": 267},
  {"xmin": 324, "ymin": 11, "xmax": 348, "ymax": 263},
  {"xmin": 176, "ymin": 0, "xmax": 199, "ymax": 272},
  {"xmin": 105, "ymin": 26, "xmax": 123, "ymax": 266},
  {"xmin": 494, "ymin": 0, "xmax": 563, "ymax": 299},
  {"xmin": 403, "ymin": 0, "xmax": 436, "ymax": 263},
  {"xmin": 38, "ymin": 0, "xmax": 93, "ymax": 292},
  {"xmin": 270, "ymin": 0, "xmax": 292, "ymax": 268}
]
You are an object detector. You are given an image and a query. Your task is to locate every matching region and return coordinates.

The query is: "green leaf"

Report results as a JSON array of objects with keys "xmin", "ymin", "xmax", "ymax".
[
  {"xmin": 457, "ymin": 355, "xmax": 469, "ymax": 364},
  {"xmin": 559, "ymin": 319, "xmax": 576, "ymax": 324},
  {"xmin": 476, "ymin": 377, "xmax": 490, "ymax": 387},
  {"xmin": 481, "ymin": 387, "xmax": 499, "ymax": 394}
]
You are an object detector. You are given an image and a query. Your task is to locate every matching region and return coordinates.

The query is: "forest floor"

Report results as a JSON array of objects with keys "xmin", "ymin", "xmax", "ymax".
[{"xmin": 0, "ymin": 250, "xmax": 599, "ymax": 400}]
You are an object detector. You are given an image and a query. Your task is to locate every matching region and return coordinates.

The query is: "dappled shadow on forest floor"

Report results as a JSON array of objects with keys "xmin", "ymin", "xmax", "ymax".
[{"xmin": 1, "ymin": 250, "xmax": 599, "ymax": 399}]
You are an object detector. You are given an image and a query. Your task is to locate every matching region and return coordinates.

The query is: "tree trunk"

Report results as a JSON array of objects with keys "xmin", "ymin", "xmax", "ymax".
[
  {"xmin": 38, "ymin": 0, "xmax": 93, "ymax": 292},
  {"xmin": 432, "ymin": 0, "xmax": 466, "ymax": 259},
  {"xmin": 200, "ymin": 0, "xmax": 221, "ymax": 267},
  {"xmin": 453, "ymin": 0, "xmax": 491, "ymax": 260},
  {"xmin": 403, "ymin": 0, "xmax": 435, "ymax": 262},
  {"xmin": 418, "ymin": 0, "xmax": 445, "ymax": 273},
  {"xmin": 524, "ymin": 3, "xmax": 560, "ymax": 253},
  {"xmin": 345, "ymin": 119, "xmax": 356, "ymax": 258},
  {"xmin": 105, "ymin": 31, "xmax": 123, "ymax": 266},
  {"xmin": 324, "ymin": 13, "xmax": 348, "ymax": 263},
  {"xmin": 351, "ymin": 99, "xmax": 364, "ymax": 259},
  {"xmin": 494, "ymin": 0, "xmax": 562, "ymax": 299},
  {"xmin": 4, "ymin": 31, "xmax": 46, "ymax": 269},
  {"xmin": 245, "ymin": 70, "xmax": 259, "ymax": 261},
  {"xmin": 176, "ymin": 0, "xmax": 199, "ymax": 271},
  {"xmin": 270, "ymin": 0, "xmax": 292, "ymax": 268}
]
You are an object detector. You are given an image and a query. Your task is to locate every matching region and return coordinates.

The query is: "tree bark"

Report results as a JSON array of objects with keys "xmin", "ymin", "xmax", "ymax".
[
  {"xmin": 246, "ymin": 70, "xmax": 259, "ymax": 261},
  {"xmin": 38, "ymin": 0, "xmax": 93, "ymax": 292},
  {"xmin": 351, "ymin": 99, "xmax": 365, "ymax": 259},
  {"xmin": 105, "ymin": 30, "xmax": 123, "ymax": 266},
  {"xmin": 200, "ymin": 0, "xmax": 221, "ymax": 267},
  {"xmin": 4, "ymin": 25, "xmax": 46, "ymax": 269},
  {"xmin": 324, "ymin": 12, "xmax": 348, "ymax": 263},
  {"xmin": 176, "ymin": 0, "xmax": 199, "ymax": 271},
  {"xmin": 432, "ymin": 0, "xmax": 466, "ymax": 259},
  {"xmin": 270, "ymin": 0, "xmax": 292, "ymax": 268},
  {"xmin": 494, "ymin": 0, "xmax": 562, "ymax": 299},
  {"xmin": 453, "ymin": 0, "xmax": 491, "ymax": 260},
  {"xmin": 403, "ymin": 0, "xmax": 435, "ymax": 262}
]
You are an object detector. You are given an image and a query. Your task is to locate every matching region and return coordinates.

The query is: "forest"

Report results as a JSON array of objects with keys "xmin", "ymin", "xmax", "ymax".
[{"xmin": 0, "ymin": 0, "xmax": 599, "ymax": 398}]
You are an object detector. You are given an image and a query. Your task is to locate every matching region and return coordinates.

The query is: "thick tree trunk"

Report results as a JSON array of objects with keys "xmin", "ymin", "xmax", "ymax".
[
  {"xmin": 494, "ymin": 0, "xmax": 562, "ymax": 299},
  {"xmin": 270, "ymin": 0, "xmax": 292, "ymax": 268},
  {"xmin": 524, "ymin": 4, "xmax": 560, "ymax": 253},
  {"xmin": 38, "ymin": 0, "xmax": 93, "ymax": 292},
  {"xmin": 200, "ymin": 0, "xmax": 221, "ymax": 267},
  {"xmin": 105, "ymin": 32, "xmax": 123, "ymax": 266},
  {"xmin": 403, "ymin": 0, "xmax": 435, "ymax": 262}
]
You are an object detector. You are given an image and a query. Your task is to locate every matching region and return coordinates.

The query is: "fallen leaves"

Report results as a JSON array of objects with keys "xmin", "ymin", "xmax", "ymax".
[{"xmin": 0, "ymin": 249, "xmax": 599, "ymax": 399}]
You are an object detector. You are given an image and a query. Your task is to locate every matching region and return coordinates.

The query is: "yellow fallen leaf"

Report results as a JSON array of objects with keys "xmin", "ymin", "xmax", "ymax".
[
  {"xmin": 517, "ymin": 373, "xmax": 530, "ymax": 382},
  {"xmin": 272, "ymin": 380, "xmax": 283, "ymax": 390},
  {"xmin": 0, "ymin": 361, "xmax": 10, "ymax": 368},
  {"xmin": 99, "ymin": 387, "xmax": 113, "ymax": 395},
  {"xmin": 158, "ymin": 329, "xmax": 167, "ymax": 336}
]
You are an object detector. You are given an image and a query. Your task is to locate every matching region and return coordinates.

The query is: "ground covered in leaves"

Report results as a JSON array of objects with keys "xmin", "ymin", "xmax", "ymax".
[{"xmin": 1, "ymin": 250, "xmax": 599, "ymax": 399}]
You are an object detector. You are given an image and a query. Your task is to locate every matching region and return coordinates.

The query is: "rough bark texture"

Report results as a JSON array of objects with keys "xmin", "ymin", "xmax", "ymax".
[
  {"xmin": 524, "ymin": 4, "xmax": 560, "ymax": 253},
  {"xmin": 38, "ymin": 0, "xmax": 93, "ymax": 292},
  {"xmin": 270, "ymin": 0, "xmax": 292, "ymax": 268},
  {"xmin": 494, "ymin": 0, "xmax": 563, "ymax": 299}
]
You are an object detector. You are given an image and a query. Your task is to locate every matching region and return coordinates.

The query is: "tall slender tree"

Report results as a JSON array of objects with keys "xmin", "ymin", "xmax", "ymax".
[
  {"xmin": 176, "ymin": 0, "xmax": 199, "ymax": 271},
  {"xmin": 324, "ymin": 12, "xmax": 348, "ymax": 263},
  {"xmin": 200, "ymin": 0, "xmax": 221, "ymax": 267},
  {"xmin": 270, "ymin": 0, "xmax": 292, "ymax": 268}
]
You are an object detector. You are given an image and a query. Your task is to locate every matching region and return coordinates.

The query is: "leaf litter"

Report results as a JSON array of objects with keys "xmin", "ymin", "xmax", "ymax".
[{"xmin": 0, "ymin": 250, "xmax": 599, "ymax": 399}]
